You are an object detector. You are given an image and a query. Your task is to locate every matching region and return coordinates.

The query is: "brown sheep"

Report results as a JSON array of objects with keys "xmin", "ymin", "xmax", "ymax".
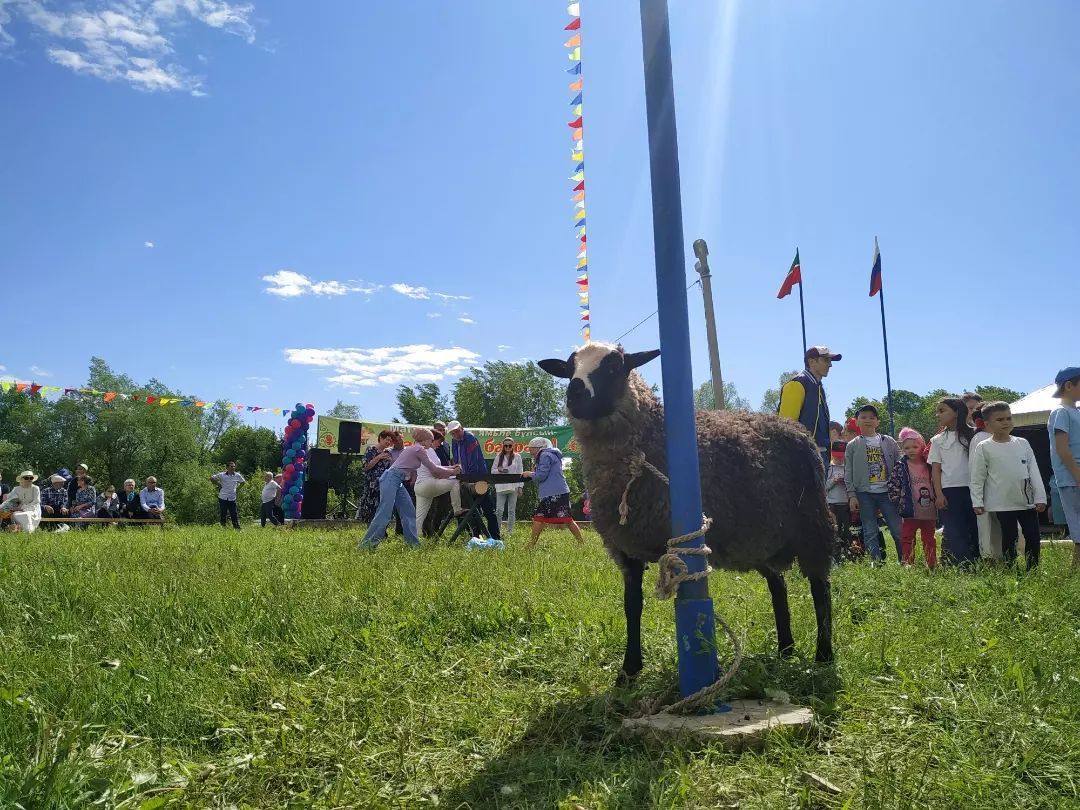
[{"xmin": 539, "ymin": 343, "xmax": 834, "ymax": 683}]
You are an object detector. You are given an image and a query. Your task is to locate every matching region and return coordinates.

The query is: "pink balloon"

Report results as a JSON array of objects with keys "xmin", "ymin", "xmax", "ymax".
[{"xmin": 285, "ymin": 464, "xmax": 295, "ymax": 473}]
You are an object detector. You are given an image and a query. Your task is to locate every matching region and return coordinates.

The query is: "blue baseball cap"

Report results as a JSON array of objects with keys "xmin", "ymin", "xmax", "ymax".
[{"xmin": 1053, "ymin": 367, "xmax": 1080, "ymax": 397}]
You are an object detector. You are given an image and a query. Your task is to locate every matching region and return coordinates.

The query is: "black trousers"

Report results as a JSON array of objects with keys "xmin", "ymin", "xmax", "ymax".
[
  {"xmin": 273, "ymin": 504, "xmax": 285, "ymax": 524},
  {"xmin": 219, "ymin": 498, "xmax": 240, "ymax": 529},
  {"xmin": 260, "ymin": 501, "xmax": 280, "ymax": 527},
  {"xmin": 829, "ymin": 503, "xmax": 853, "ymax": 561},
  {"xmin": 996, "ymin": 509, "xmax": 1041, "ymax": 568}
]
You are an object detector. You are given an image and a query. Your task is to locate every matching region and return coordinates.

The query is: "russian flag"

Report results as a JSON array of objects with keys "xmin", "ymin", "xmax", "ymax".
[{"xmin": 869, "ymin": 237, "xmax": 882, "ymax": 297}]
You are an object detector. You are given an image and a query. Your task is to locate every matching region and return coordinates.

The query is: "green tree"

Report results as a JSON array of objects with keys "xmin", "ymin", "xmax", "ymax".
[
  {"xmin": 213, "ymin": 425, "xmax": 282, "ymax": 474},
  {"xmin": 694, "ymin": 380, "xmax": 751, "ymax": 411},
  {"xmin": 452, "ymin": 361, "xmax": 566, "ymax": 427},
  {"xmin": 759, "ymin": 370, "xmax": 800, "ymax": 413},
  {"xmin": 396, "ymin": 383, "xmax": 450, "ymax": 425},
  {"xmin": 974, "ymin": 385, "xmax": 1025, "ymax": 404},
  {"xmin": 325, "ymin": 400, "xmax": 361, "ymax": 420}
]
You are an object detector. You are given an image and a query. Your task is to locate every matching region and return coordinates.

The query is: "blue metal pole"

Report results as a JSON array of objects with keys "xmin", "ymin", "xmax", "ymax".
[{"xmin": 638, "ymin": 0, "xmax": 720, "ymax": 699}]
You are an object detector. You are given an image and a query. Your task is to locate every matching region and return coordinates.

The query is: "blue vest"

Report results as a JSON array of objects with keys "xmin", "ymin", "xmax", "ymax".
[{"xmin": 791, "ymin": 369, "xmax": 830, "ymax": 450}]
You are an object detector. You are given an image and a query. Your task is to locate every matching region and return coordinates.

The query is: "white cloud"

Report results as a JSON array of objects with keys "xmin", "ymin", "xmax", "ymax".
[
  {"xmin": 245, "ymin": 375, "xmax": 270, "ymax": 389},
  {"xmin": 457, "ymin": 316, "xmax": 476, "ymax": 325},
  {"xmin": 497, "ymin": 344, "xmax": 512, "ymax": 352},
  {"xmin": 29, "ymin": 365, "xmax": 52, "ymax": 377},
  {"xmin": 144, "ymin": 240, "xmax": 154, "ymax": 248},
  {"xmin": 284, "ymin": 344, "xmax": 480, "ymax": 389},
  {"xmin": 262, "ymin": 270, "xmax": 380, "ymax": 299},
  {"xmin": 0, "ymin": 365, "xmax": 6, "ymax": 372},
  {"xmin": 426, "ymin": 312, "xmax": 442, "ymax": 318},
  {"xmin": 390, "ymin": 283, "xmax": 469, "ymax": 302},
  {"xmin": 2, "ymin": 0, "xmax": 259, "ymax": 95}
]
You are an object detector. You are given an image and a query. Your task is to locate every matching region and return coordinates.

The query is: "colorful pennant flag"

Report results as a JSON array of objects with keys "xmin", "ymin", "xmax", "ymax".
[{"xmin": 563, "ymin": 3, "xmax": 589, "ymax": 342}]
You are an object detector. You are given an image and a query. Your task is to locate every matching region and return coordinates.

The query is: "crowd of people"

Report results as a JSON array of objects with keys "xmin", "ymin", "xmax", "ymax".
[
  {"xmin": 785, "ymin": 347, "xmax": 1080, "ymax": 570},
  {"xmin": 0, "ymin": 462, "xmax": 292, "ymax": 533},
  {"xmin": 0, "ymin": 463, "xmax": 166, "ymax": 533},
  {"xmin": 356, "ymin": 420, "xmax": 583, "ymax": 550}
]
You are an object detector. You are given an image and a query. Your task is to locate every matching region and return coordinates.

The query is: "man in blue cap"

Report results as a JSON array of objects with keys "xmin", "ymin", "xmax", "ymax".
[{"xmin": 1048, "ymin": 366, "xmax": 1080, "ymax": 569}]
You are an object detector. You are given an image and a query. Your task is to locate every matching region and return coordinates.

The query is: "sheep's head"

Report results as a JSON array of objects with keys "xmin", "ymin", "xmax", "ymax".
[{"xmin": 539, "ymin": 342, "xmax": 660, "ymax": 421}]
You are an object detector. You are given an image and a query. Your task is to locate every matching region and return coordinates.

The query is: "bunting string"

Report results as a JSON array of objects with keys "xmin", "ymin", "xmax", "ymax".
[
  {"xmin": 565, "ymin": 1, "xmax": 589, "ymax": 343},
  {"xmin": 0, "ymin": 379, "xmax": 292, "ymax": 416}
]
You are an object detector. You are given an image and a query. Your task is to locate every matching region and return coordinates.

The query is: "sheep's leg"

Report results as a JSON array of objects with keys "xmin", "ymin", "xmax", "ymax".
[
  {"xmin": 809, "ymin": 576, "xmax": 834, "ymax": 663},
  {"xmin": 758, "ymin": 568, "xmax": 796, "ymax": 658},
  {"xmin": 617, "ymin": 558, "xmax": 646, "ymax": 684}
]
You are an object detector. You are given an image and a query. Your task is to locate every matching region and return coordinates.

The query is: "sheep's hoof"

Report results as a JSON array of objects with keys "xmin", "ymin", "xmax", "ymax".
[
  {"xmin": 615, "ymin": 669, "xmax": 640, "ymax": 687},
  {"xmin": 779, "ymin": 644, "xmax": 796, "ymax": 659},
  {"xmin": 814, "ymin": 648, "xmax": 835, "ymax": 664}
]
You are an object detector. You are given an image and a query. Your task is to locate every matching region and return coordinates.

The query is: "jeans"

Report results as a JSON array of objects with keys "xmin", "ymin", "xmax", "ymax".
[
  {"xmin": 496, "ymin": 489, "xmax": 519, "ymax": 534},
  {"xmin": 219, "ymin": 498, "xmax": 240, "ymax": 529},
  {"xmin": 260, "ymin": 500, "xmax": 280, "ymax": 527},
  {"xmin": 1058, "ymin": 485, "xmax": 1080, "ymax": 544},
  {"xmin": 996, "ymin": 509, "xmax": 1041, "ymax": 568},
  {"xmin": 362, "ymin": 468, "xmax": 419, "ymax": 548},
  {"xmin": 940, "ymin": 486, "xmax": 979, "ymax": 565},
  {"xmin": 856, "ymin": 491, "xmax": 903, "ymax": 562}
]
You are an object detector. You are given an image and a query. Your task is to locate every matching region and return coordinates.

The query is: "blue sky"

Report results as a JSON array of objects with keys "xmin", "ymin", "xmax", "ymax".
[{"xmin": 2, "ymin": 1, "xmax": 1077, "ymax": 426}]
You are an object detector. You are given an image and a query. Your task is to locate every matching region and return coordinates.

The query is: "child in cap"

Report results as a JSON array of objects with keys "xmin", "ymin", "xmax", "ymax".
[
  {"xmin": 971, "ymin": 401, "xmax": 1046, "ymax": 569},
  {"xmin": 890, "ymin": 428, "xmax": 938, "ymax": 567},
  {"xmin": 1047, "ymin": 367, "xmax": 1080, "ymax": 569}
]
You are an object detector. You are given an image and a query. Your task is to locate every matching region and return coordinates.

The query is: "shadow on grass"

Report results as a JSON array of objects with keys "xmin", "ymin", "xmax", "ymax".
[{"xmin": 443, "ymin": 655, "xmax": 842, "ymax": 809}]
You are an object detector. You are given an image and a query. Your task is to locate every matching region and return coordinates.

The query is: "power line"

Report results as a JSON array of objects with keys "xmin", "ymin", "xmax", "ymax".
[{"xmin": 612, "ymin": 278, "xmax": 701, "ymax": 343}]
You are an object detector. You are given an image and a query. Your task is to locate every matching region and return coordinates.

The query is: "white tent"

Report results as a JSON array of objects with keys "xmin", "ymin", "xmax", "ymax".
[{"xmin": 1009, "ymin": 383, "xmax": 1059, "ymax": 428}]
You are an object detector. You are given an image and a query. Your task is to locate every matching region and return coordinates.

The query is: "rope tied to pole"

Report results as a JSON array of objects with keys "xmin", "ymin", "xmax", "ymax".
[{"xmin": 619, "ymin": 451, "xmax": 744, "ymax": 716}]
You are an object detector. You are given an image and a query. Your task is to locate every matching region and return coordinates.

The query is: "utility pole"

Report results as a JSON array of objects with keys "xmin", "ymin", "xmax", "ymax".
[{"xmin": 693, "ymin": 239, "xmax": 725, "ymax": 410}]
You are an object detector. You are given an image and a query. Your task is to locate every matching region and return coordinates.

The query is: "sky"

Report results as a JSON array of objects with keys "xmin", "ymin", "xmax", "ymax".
[{"xmin": 2, "ymin": 0, "xmax": 1078, "ymax": 427}]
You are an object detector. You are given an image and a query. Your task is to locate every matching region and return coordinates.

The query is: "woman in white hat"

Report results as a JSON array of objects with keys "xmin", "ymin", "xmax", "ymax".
[{"xmin": 0, "ymin": 471, "xmax": 42, "ymax": 533}]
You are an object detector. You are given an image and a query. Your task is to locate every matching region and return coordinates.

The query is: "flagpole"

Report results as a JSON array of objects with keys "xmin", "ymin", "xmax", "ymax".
[
  {"xmin": 797, "ymin": 261, "xmax": 807, "ymax": 357},
  {"xmin": 876, "ymin": 237, "xmax": 895, "ymax": 435}
]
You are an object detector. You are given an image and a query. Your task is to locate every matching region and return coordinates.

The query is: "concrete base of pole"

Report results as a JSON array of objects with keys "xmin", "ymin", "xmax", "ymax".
[{"xmin": 621, "ymin": 698, "xmax": 813, "ymax": 750}]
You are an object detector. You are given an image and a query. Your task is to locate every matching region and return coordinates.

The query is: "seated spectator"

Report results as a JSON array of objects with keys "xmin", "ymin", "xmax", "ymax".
[
  {"xmin": 118, "ymin": 479, "xmax": 142, "ymax": 519},
  {"xmin": 96, "ymin": 484, "xmax": 121, "ymax": 519},
  {"xmin": 41, "ymin": 474, "xmax": 70, "ymax": 519},
  {"xmin": 0, "ymin": 471, "xmax": 42, "ymax": 533},
  {"xmin": 70, "ymin": 475, "xmax": 98, "ymax": 521},
  {"xmin": 0, "ymin": 471, "xmax": 10, "ymax": 500},
  {"xmin": 140, "ymin": 476, "xmax": 165, "ymax": 521},
  {"xmin": 67, "ymin": 463, "xmax": 89, "ymax": 504}
]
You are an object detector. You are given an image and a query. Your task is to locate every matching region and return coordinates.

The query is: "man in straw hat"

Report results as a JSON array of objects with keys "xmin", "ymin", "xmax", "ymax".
[{"xmin": 0, "ymin": 472, "xmax": 42, "ymax": 533}]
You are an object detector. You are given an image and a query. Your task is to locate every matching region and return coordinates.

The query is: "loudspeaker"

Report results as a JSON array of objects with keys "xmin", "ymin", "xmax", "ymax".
[
  {"xmin": 339, "ymin": 420, "xmax": 363, "ymax": 454},
  {"xmin": 308, "ymin": 448, "xmax": 331, "ymax": 482},
  {"xmin": 301, "ymin": 480, "xmax": 328, "ymax": 520}
]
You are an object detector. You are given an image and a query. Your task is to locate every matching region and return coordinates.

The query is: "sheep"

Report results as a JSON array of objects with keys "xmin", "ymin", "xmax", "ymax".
[{"xmin": 538, "ymin": 342, "xmax": 834, "ymax": 683}]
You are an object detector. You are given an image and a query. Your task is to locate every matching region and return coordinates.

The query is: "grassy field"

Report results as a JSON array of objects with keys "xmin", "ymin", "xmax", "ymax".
[{"xmin": 1, "ymin": 525, "xmax": 1078, "ymax": 809}]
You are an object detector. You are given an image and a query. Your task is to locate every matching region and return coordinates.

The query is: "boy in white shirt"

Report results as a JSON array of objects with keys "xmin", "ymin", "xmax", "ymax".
[
  {"xmin": 969, "ymin": 406, "xmax": 1002, "ymax": 560},
  {"xmin": 970, "ymin": 402, "xmax": 1047, "ymax": 569}
]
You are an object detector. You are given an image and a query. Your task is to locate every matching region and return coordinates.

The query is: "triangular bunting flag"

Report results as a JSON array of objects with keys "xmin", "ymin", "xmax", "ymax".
[
  {"xmin": 574, "ymin": 161, "xmax": 585, "ymax": 173},
  {"xmin": 567, "ymin": 62, "xmax": 581, "ymax": 74},
  {"xmin": 571, "ymin": 151, "xmax": 583, "ymax": 162},
  {"xmin": 568, "ymin": 117, "xmax": 583, "ymax": 128},
  {"xmin": 571, "ymin": 93, "xmax": 582, "ymax": 106},
  {"xmin": 564, "ymin": 34, "xmax": 580, "ymax": 47},
  {"xmin": 29, "ymin": 384, "xmax": 42, "ymax": 395},
  {"xmin": 572, "ymin": 190, "xmax": 585, "ymax": 201},
  {"xmin": 572, "ymin": 104, "xmax": 582, "ymax": 116},
  {"xmin": 574, "ymin": 209, "xmax": 586, "ymax": 220},
  {"xmin": 569, "ymin": 78, "xmax": 582, "ymax": 92},
  {"xmin": 567, "ymin": 2, "xmax": 580, "ymax": 16},
  {"xmin": 104, "ymin": 392, "xmax": 116, "ymax": 402},
  {"xmin": 573, "ymin": 181, "xmax": 585, "ymax": 191},
  {"xmin": 15, "ymin": 383, "xmax": 27, "ymax": 393},
  {"xmin": 575, "ymin": 200, "xmax": 585, "ymax": 209},
  {"xmin": 565, "ymin": 16, "xmax": 581, "ymax": 30},
  {"xmin": 570, "ymin": 171, "xmax": 584, "ymax": 182},
  {"xmin": 145, "ymin": 396, "xmax": 157, "ymax": 404},
  {"xmin": 572, "ymin": 128, "xmax": 583, "ymax": 141}
]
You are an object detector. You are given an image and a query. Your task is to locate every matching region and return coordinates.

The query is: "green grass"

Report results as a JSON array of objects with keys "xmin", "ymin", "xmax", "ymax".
[{"xmin": 1, "ymin": 525, "xmax": 1078, "ymax": 809}]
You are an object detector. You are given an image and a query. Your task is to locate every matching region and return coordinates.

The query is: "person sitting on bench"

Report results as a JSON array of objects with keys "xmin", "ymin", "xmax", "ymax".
[{"xmin": 140, "ymin": 477, "xmax": 165, "ymax": 521}]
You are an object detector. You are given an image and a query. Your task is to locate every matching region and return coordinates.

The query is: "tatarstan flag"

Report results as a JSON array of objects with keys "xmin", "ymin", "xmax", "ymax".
[{"xmin": 777, "ymin": 249, "xmax": 801, "ymax": 299}]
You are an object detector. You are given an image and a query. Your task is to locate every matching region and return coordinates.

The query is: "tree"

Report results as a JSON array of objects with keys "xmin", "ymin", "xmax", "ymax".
[
  {"xmin": 213, "ymin": 425, "xmax": 282, "ymax": 474},
  {"xmin": 325, "ymin": 400, "xmax": 361, "ymax": 420},
  {"xmin": 760, "ymin": 370, "xmax": 800, "ymax": 413},
  {"xmin": 694, "ymin": 380, "xmax": 751, "ymax": 411},
  {"xmin": 452, "ymin": 361, "xmax": 566, "ymax": 427},
  {"xmin": 974, "ymin": 385, "xmax": 1024, "ymax": 404},
  {"xmin": 396, "ymin": 383, "xmax": 449, "ymax": 425}
]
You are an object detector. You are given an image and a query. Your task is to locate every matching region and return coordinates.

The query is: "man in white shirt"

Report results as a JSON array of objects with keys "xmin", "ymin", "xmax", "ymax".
[
  {"xmin": 260, "ymin": 471, "xmax": 282, "ymax": 527},
  {"xmin": 971, "ymin": 402, "xmax": 1047, "ymax": 569},
  {"xmin": 210, "ymin": 461, "xmax": 246, "ymax": 529}
]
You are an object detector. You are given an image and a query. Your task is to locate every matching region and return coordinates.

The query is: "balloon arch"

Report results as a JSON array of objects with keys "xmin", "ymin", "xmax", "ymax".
[{"xmin": 281, "ymin": 403, "xmax": 314, "ymax": 519}]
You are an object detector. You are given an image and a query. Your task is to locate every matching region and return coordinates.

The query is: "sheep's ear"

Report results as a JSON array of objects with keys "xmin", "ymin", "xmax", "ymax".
[
  {"xmin": 538, "ymin": 358, "xmax": 573, "ymax": 378},
  {"xmin": 624, "ymin": 349, "xmax": 660, "ymax": 371}
]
